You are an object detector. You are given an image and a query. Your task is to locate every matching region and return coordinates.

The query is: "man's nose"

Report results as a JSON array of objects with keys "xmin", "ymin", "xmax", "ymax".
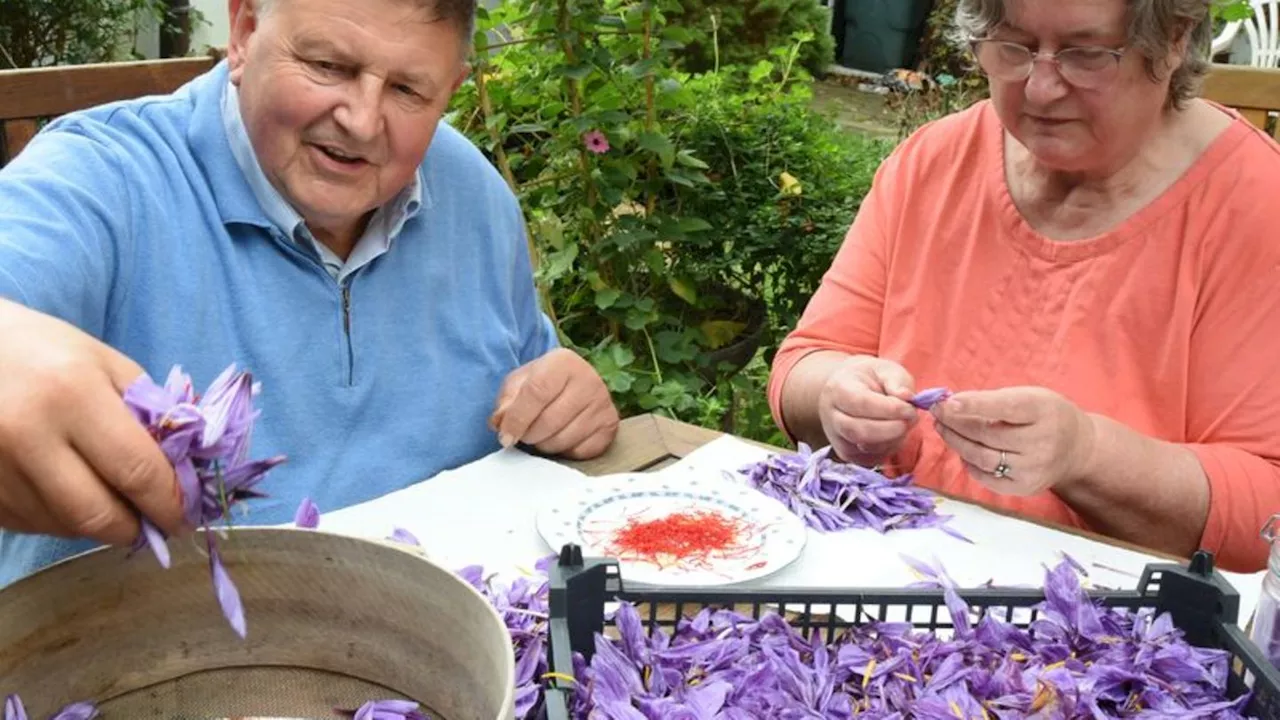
[{"xmin": 333, "ymin": 75, "xmax": 384, "ymax": 143}]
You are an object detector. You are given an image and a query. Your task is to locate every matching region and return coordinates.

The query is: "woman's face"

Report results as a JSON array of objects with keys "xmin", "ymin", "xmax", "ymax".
[{"xmin": 979, "ymin": 0, "xmax": 1186, "ymax": 176}]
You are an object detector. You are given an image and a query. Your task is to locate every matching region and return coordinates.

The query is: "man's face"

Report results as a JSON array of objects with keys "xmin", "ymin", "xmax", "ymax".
[{"xmin": 226, "ymin": 0, "xmax": 468, "ymax": 244}]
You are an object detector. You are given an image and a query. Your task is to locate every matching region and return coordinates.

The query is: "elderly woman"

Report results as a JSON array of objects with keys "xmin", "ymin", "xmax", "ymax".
[{"xmin": 768, "ymin": 0, "xmax": 1280, "ymax": 572}]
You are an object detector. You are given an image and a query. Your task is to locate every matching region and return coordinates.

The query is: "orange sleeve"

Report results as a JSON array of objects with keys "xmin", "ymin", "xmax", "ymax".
[
  {"xmin": 1184, "ymin": 236, "xmax": 1280, "ymax": 572},
  {"xmin": 766, "ymin": 152, "xmax": 897, "ymax": 438}
]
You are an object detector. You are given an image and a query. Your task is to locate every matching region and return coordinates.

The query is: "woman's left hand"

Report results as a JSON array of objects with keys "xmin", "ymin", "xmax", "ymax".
[{"xmin": 930, "ymin": 386, "xmax": 1098, "ymax": 496}]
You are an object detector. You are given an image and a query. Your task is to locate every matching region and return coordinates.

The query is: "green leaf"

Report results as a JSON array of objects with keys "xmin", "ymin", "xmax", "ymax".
[
  {"xmin": 626, "ymin": 58, "xmax": 662, "ymax": 79},
  {"xmin": 675, "ymin": 150, "xmax": 710, "ymax": 170},
  {"xmin": 655, "ymin": 330, "xmax": 698, "ymax": 364},
  {"xmin": 677, "ymin": 217, "xmax": 713, "ymax": 233},
  {"xmin": 625, "ymin": 306, "xmax": 655, "ymax": 330},
  {"xmin": 484, "ymin": 112, "xmax": 508, "ymax": 131},
  {"xmin": 539, "ymin": 244, "xmax": 579, "ymax": 283},
  {"xmin": 636, "ymin": 131, "xmax": 676, "ymax": 168},
  {"xmin": 700, "ymin": 320, "xmax": 747, "ymax": 349},
  {"xmin": 749, "ymin": 60, "xmax": 775, "ymax": 84},
  {"xmin": 661, "ymin": 26, "xmax": 696, "ymax": 43},
  {"xmin": 669, "ymin": 276, "xmax": 698, "ymax": 305},
  {"xmin": 594, "ymin": 287, "xmax": 623, "ymax": 309},
  {"xmin": 509, "ymin": 123, "xmax": 549, "ymax": 134},
  {"xmin": 663, "ymin": 167, "xmax": 710, "ymax": 187},
  {"xmin": 560, "ymin": 64, "xmax": 594, "ymax": 81}
]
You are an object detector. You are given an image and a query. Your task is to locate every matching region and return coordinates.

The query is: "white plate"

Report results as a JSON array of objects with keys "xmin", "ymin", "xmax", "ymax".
[{"xmin": 536, "ymin": 472, "xmax": 807, "ymax": 587}]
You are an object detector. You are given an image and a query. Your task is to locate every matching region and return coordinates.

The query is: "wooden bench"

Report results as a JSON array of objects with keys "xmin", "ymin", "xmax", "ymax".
[
  {"xmin": 1203, "ymin": 62, "xmax": 1280, "ymax": 138},
  {"xmin": 0, "ymin": 55, "xmax": 218, "ymax": 167}
]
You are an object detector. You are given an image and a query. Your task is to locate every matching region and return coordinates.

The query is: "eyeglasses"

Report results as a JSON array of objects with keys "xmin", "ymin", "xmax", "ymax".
[{"xmin": 969, "ymin": 39, "xmax": 1126, "ymax": 90}]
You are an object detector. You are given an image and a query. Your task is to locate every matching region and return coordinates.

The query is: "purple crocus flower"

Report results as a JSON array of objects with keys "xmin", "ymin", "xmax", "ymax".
[
  {"xmin": 388, "ymin": 527, "xmax": 420, "ymax": 546},
  {"xmin": 124, "ymin": 363, "xmax": 286, "ymax": 639},
  {"xmin": 3, "ymin": 695, "xmax": 25, "ymax": 720},
  {"xmin": 909, "ymin": 386, "xmax": 952, "ymax": 410},
  {"xmin": 293, "ymin": 496, "xmax": 320, "ymax": 529},
  {"xmin": 734, "ymin": 444, "xmax": 970, "ymax": 542},
  {"xmin": 336, "ymin": 699, "xmax": 428, "ymax": 720}
]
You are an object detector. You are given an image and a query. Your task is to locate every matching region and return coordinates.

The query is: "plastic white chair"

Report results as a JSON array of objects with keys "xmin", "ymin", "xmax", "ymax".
[{"xmin": 1212, "ymin": 0, "xmax": 1280, "ymax": 68}]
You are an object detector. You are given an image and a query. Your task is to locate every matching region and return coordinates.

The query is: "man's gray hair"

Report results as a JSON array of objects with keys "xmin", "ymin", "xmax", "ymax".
[
  {"xmin": 953, "ymin": 0, "xmax": 1214, "ymax": 109},
  {"xmin": 254, "ymin": 0, "xmax": 477, "ymax": 49}
]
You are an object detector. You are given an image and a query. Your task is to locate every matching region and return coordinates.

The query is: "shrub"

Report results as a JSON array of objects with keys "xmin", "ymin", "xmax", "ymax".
[{"xmin": 663, "ymin": 0, "xmax": 836, "ymax": 77}]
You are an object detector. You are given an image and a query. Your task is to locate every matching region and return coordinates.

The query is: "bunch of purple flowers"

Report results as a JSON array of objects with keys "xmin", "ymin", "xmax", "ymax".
[{"xmin": 124, "ymin": 364, "xmax": 287, "ymax": 638}]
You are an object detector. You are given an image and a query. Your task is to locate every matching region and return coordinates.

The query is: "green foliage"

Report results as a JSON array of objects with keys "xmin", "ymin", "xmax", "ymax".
[
  {"xmin": 452, "ymin": 0, "xmax": 889, "ymax": 440},
  {"xmin": 1213, "ymin": 0, "xmax": 1254, "ymax": 22},
  {"xmin": 662, "ymin": 0, "xmax": 836, "ymax": 77},
  {"xmin": 0, "ymin": 0, "xmax": 206, "ymax": 68}
]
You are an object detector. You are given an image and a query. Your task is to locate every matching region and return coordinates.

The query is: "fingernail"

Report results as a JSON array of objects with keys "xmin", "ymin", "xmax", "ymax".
[{"xmin": 499, "ymin": 432, "xmax": 515, "ymax": 448}]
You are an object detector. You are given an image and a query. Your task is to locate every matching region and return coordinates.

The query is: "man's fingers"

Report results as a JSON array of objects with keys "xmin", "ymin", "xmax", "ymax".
[
  {"xmin": 20, "ymin": 441, "xmax": 141, "ymax": 546},
  {"xmin": 0, "ymin": 459, "xmax": 56, "ymax": 535},
  {"xmin": 495, "ymin": 366, "xmax": 570, "ymax": 447},
  {"xmin": 71, "ymin": 383, "xmax": 183, "ymax": 536},
  {"xmin": 530, "ymin": 397, "xmax": 612, "ymax": 455}
]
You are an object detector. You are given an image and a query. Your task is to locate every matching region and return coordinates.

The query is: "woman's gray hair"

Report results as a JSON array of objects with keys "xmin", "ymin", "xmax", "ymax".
[{"xmin": 953, "ymin": 0, "xmax": 1215, "ymax": 109}]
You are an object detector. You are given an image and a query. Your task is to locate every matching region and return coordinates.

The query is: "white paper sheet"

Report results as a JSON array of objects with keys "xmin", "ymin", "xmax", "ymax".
[
  {"xmin": 301, "ymin": 435, "xmax": 1265, "ymax": 629},
  {"xmin": 657, "ymin": 435, "xmax": 1267, "ymax": 628}
]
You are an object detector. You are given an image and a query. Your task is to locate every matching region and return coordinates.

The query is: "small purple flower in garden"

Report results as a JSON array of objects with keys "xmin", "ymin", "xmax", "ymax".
[
  {"xmin": 294, "ymin": 496, "xmax": 320, "ymax": 529},
  {"xmin": 123, "ymin": 363, "xmax": 287, "ymax": 639},
  {"xmin": 583, "ymin": 129, "xmax": 610, "ymax": 154}
]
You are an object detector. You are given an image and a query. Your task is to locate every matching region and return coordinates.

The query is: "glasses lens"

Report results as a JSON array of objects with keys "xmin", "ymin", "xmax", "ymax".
[
  {"xmin": 975, "ymin": 41, "xmax": 1031, "ymax": 81},
  {"xmin": 1057, "ymin": 47, "xmax": 1120, "ymax": 89}
]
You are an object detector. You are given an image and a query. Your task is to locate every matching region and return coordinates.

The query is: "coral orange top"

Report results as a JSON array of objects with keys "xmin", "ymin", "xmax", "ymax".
[{"xmin": 768, "ymin": 100, "xmax": 1280, "ymax": 573}]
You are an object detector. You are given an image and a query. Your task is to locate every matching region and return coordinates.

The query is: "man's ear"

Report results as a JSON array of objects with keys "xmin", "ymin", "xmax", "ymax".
[
  {"xmin": 226, "ymin": 0, "xmax": 263, "ymax": 85},
  {"xmin": 449, "ymin": 62, "xmax": 472, "ymax": 95}
]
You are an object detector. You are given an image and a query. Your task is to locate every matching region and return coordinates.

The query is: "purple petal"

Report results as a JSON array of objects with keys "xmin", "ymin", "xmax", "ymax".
[
  {"xmin": 389, "ymin": 527, "xmax": 420, "ymax": 546},
  {"xmin": 293, "ymin": 496, "xmax": 320, "ymax": 529},
  {"xmin": 48, "ymin": 702, "xmax": 99, "ymax": 720},
  {"xmin": 139, "ymin": 517, "xmax": 170, "ymax": 569},
  {"xmin": 3, "ymin": 695, "xmax": 26, "ymax": 720},
  {"xmin": 909, "ymin": 386, "xmax": 952, "ymax": 410},
  {"xmin": 208, "ymin": 536, "xmax": 246, "ymax": 639}
]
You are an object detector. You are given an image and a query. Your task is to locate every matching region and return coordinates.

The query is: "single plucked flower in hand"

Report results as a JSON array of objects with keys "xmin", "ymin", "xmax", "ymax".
[
  {"xmin": 910, "ymin": 386, "xmax": 952, "ymax": 410},
  {"xmin": 294, "ymin": 496, "xmax": 320, "ymax": 529},
  {"xmin": 123, "ymin": 363, "xmax": 287, "ymax": 639},
  {"xmin": 583, "ymin": 130, "xmax": 609, "ymax": 154}
]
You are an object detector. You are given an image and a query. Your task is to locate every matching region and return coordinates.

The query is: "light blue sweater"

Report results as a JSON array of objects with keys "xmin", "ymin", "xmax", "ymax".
[{"xmin": 0, "ymin": 60, "xmax": 557, "ymax": 586}]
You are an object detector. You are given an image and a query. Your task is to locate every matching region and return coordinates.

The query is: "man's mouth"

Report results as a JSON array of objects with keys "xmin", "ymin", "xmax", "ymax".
[{"xmin": 313, "ymin": 143, "xmax": 366, "ymax": 165}]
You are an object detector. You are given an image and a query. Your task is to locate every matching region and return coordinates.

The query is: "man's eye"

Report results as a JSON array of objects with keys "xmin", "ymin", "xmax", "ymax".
[{"xmin": 311, "ymin": 60, "xmax": 341, "ymax": 72}]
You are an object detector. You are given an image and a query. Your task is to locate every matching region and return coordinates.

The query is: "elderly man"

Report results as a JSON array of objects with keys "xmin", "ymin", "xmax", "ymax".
[{"xmin": 0, "ymin": 0, "xmax": 619, "ymax": 585}]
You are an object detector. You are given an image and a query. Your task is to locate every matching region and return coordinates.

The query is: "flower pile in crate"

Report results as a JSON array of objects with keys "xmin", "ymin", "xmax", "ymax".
[
  {"xmin": 124, "ymin": 364, "xmax": 287, "ymax": 638},
  {"xmin": 564, "ymin": 559, "xmax": 1255, "ymax": 719}
]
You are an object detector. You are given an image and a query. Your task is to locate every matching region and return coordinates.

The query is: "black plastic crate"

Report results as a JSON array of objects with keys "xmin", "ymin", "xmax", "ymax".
[{"xmin": 540, "ymin": 546, "xmax": 1280, "ymax": 719}]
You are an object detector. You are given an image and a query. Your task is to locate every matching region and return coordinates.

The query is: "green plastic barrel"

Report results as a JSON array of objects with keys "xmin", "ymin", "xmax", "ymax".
[{"xmin": 841, "ymin": 0, "xmax": 934, "ymax": 73}]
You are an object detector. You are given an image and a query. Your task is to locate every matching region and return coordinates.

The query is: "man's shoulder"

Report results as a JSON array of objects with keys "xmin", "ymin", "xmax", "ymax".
[{"xmin": 17, "ymin": 71, "xmax": 207, "ymax": 179}]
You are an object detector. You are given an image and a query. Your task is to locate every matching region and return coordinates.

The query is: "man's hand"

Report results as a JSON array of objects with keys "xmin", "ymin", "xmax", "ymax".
[
  {"xmin": 0, "ymin": 299, "xmax": 183, "ymax": 545},
  {"xmin": 931, "ymin": 386, "xmax": 1097, "ymax": 496},
  {"xmin": 489, "ymin": 348, "xmax": 619, "ymax": 460}
]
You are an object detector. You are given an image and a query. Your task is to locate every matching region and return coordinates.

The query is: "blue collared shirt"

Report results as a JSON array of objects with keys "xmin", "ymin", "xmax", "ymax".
[{"xmin": 0, "ymin": 60, "xmax": 558, "ymax": 586}]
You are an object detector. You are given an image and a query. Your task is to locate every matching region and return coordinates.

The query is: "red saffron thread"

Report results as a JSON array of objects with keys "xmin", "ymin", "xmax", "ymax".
[{"xmin": 603, "ymin": 510, "xmax": 759, "ymax": 570}]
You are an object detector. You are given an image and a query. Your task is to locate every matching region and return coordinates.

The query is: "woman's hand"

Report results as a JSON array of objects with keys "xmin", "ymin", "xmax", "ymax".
[
  {"xmin": 817, "ymin": 356, "xmax": 919, "ymax": 465},
  {"xmin": 931, "ymin": 386, "xmax": 1097, "ymax": 496}
]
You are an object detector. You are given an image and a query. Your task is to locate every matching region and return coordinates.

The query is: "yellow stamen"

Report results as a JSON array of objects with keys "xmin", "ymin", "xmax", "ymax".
[
  {"xmin": 949, "ymin": 701, "xmax": 964, "ymax": 718},
  {"xmin": 862, "ymin": 659, "xmax": 877, "ymax": 689},
  {"xmin": 541, "ymin": 672, "xmax": 577, "ymax": 685},
  {"xmin": 893, "ymin": 673, "xmax": 918, "ymax": 683}
]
